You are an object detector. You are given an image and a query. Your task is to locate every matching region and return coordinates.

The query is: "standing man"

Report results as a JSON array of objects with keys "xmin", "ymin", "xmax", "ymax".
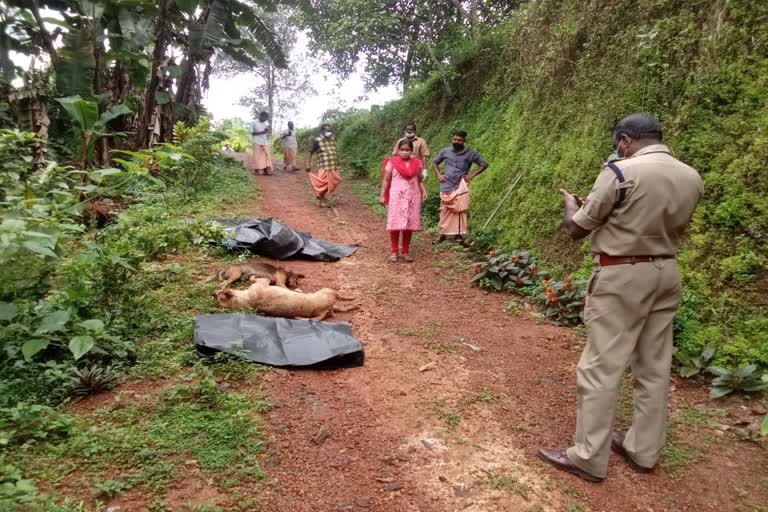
[
  {"xmin": 306, "ymin": 123, "xmax": 342, "ymax": 207},
  {"xmin": 432, "ymin": 130, "xmax": 488, "ymax": 242},
  {"xmin": 250, "ymin": 111, "xmax": 272, "ymax": 176},
  {"xmin": 539, "ymin": 113, "xmax": 704, "ymax": 482},
  {"xmin": 281, "ymin": 120, "xmax": 298, "ymax": 171},
  {"xmin": 392, "ymin": 121, "xmax": 430, "ymax": 180}
]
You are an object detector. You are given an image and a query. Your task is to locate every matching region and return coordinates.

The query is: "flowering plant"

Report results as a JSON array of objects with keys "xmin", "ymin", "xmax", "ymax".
[
  {"xmin": 470, "ymin": 250, "xmax": 547, "ymax": 291},
  {"xmin": 539, "ymin": 276, "xmax": 588, "ymax": 325}
]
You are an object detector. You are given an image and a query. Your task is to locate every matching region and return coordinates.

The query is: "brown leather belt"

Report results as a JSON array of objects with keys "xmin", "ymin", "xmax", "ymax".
[{"xmin": 599, "ymin": 255, "xmax": 653, "ymax": 266}]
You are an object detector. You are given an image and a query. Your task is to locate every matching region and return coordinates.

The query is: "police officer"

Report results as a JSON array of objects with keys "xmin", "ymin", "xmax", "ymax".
[{"xmin": 538, "ymin": 112, "xmax": 704, "ymax": 482}]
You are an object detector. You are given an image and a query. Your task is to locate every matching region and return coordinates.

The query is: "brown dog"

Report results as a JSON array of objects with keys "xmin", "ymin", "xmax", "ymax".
[
  {"xmin": 214, "ymin": 260, "xmax": 303, "ymax": 290},
  {"xmin": 214, "ymin": 277, "xmax": 356, "ymax": 320}
]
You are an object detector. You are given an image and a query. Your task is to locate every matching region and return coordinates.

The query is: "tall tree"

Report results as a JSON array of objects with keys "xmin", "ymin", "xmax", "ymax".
[
  {"xmin": 1, "ymin": 0, "xmax": 290, "ymax": 150},
  {"xmin": 225, "ymin": 8, "xmax": 314, "ymax": 129},
  {"xmin": 298, "ymin": 0, "xmax": 523, "ymax": 90}
]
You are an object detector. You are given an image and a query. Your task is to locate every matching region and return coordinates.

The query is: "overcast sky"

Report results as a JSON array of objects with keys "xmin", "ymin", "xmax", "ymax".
[{"xmin": 203, "ymin": 33, "xmax": 401, "ymax": 129}]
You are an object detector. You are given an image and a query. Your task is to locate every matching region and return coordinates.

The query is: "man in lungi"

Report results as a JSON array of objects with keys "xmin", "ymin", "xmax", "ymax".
[
  {"xmin": 432, "ymin": 130, "xmax": 488, "ymax": 242},
  {"xmin": 281, "ymin": 120, "xmax": 298, "ymax": 171},
  {"xmin": 306, "ymin": 123, "xmax": 342, "ymax": 207},
  {"xmin": 250, "ymin": 111, "xmax": 272, "ymax": 176}
]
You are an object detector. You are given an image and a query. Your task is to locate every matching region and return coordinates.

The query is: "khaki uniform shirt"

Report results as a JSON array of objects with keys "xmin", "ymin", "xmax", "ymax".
[
  {"xmin": 392, "ymin": 136, "xmax": 430, "ymax": 163},
  {"xmin": 573, "ymin": 144, "xmax": 704, "ymax": 257}
]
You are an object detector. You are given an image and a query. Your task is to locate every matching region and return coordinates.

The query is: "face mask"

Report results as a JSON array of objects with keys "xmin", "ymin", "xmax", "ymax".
[
  {"xmin": 323, "ymin": 131, "xmax": 333, "ymax": 138},
  {"xmin": 405, "ymin": 132, "xmax": 416, "ymax": 139},
  {"xmin": 452, "ymin": 143, "xmax": 465, "ymax": 151}
]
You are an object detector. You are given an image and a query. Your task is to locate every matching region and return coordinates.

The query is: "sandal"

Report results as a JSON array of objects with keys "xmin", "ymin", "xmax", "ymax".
[
  {"xmin": 402, "ymin": 254, "xmax": 414, "ymax": 262},
  {"xmin": 388, "ymin": 254, "xmax": 399, "ymax": 262}
]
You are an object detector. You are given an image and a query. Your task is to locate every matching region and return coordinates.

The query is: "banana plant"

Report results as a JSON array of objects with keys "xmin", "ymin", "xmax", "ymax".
[{"xmin": 55, "ymin": 95, "xmax": 131, "ymax": 170}]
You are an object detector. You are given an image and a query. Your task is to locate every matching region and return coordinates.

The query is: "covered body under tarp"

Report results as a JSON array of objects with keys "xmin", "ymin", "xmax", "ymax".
[
  {"xmin": 211, "ymin": 217, "xmax": 356, "ymax": 262},
  {"xmin": 194, "ymin": 314, "xmax": 364, "ymax": 368}
]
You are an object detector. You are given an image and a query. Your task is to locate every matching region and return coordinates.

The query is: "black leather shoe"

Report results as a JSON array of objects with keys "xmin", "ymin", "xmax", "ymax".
[
  {"xmin": 611, "ymin": 432, "xmax": 654, "ymax": 473},
  {"xmin": 537, "ymin": 448, "xmax": 604, "ymax": 483}
]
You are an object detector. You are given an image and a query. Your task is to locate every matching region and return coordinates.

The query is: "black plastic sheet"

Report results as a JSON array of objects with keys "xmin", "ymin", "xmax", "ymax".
[
  {"xmin": 211, "ymin": 217, "xmax": 356, "ymax": 262},
  {"xmin": 194, "ymin": 314, "xmax": 364, "ymax": 368}
]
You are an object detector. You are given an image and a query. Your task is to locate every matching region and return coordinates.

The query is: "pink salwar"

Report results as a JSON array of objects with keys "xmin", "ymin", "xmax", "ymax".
[{"xmin": 385, "ymin": 161, "xmax": 422, "ymax": 232}]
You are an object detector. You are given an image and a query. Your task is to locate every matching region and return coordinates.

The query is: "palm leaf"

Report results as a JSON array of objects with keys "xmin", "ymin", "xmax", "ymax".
[
  {"xmin": 188, "ymin": 0, "xmax": 228, "ymax": 59},
  {"xmin": 230, "ymin": 0, "xmax": 287, "ymax": 68},
  {"xmin": 55, "ymin": 28, "xmax": 96, "ymax": 97}
]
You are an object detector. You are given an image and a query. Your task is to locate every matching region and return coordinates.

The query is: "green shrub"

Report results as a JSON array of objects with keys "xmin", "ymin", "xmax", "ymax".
[{"xmin": 0, "ymin": 403, "xmax": 76, "ymax": 447}]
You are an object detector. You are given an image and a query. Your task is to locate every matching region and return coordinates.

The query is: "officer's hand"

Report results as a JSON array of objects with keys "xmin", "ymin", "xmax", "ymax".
[{"xmin": 559, "ymin": 188, "xmax": 579, "ymax": 206}]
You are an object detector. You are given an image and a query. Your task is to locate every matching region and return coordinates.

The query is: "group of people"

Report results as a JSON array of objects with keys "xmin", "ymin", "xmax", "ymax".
[
  {"xmin": 378, "ymin": 123, "xmax": 489, "ymax": 261},
  {"xmin": 250, "ymin": 116, "xmax": 490, "ymax": 262},
  {"xmin": 248, "ymin": 110, "xmax": 705, "ymax": 484},
  {"xmin": 249, "ymin": 112, "xmax": 300, "ymax": 175}
]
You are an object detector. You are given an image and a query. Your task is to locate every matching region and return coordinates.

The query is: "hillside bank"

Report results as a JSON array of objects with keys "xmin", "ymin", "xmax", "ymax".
[{"xmin": 328, "ymin": 0, "xmax": 768, "ymax": 369}]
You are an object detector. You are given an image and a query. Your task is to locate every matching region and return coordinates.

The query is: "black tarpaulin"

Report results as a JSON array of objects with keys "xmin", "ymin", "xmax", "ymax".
[
  {"xmin": 211, "ymin": 217, "xmax": 356, "ymax": 262},
  {"xmin": 194, "ymin": 314, "xmax": 364, "ymax": 368}
]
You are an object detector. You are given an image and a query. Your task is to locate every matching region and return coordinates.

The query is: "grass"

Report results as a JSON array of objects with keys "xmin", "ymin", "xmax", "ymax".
[
  {"xmin": 5, "ymin": 157, "xmax": 273, "ymax": 509},
  {"xmin": 675, "ymin": 405, "xmax": 727, "ymax": 428},
  {"xmin": 561, "ymin": 482, "xmax": 585, "ymax": 500},
  {"xmin": 490, "ymin": 474, "xmax": 530, "ymax": 500},
  {"xmin": 431, "ymin": 399, "xmax": 462, "ymax": 429},
  {"xmin": 464, "ymin": 389, "xmax": 501, "ymax": 404},
  {"xmin": 397, "ymin": 320, "xmax": 443, "ymax": 341},
  {"xmin": 660, "ymin": 430, "xmax": 704, "ymax": 480}
]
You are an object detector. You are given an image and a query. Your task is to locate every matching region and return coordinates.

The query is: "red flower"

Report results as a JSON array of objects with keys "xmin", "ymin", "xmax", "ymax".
[
  {"xmin": 565, "ymin": 276, "xmax": 573, "ymax": 284},
  {"xmin": 489, "ymin": 250, "xmax": 497, "ymax": 256}
]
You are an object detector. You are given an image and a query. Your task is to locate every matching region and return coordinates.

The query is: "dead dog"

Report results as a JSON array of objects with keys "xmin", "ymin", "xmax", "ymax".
[
  {"xmin": 213, "ymin": 260, "xmax": 303, "ymax": 290},
  {"xmin": 214, "ymin": 277, "xmax": 356, "ymax": 320}
]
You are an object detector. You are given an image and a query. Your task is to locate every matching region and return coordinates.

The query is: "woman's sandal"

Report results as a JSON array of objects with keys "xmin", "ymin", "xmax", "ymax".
[
  {"xmin": 388, "ymin": 254, "xmax": 399, "ymax": 262},
  {"xmin": 402, "ymin": 254, "xmax": 414, "ymax": 262}
]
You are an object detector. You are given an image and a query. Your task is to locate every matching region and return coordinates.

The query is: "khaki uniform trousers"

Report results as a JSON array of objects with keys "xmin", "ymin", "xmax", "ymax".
[{"xmin": 566, "ymin": 258, "xmax": 681, "ymax": 478}]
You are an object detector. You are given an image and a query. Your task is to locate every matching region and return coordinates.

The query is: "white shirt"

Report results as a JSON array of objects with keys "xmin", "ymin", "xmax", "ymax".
[
  {"xmin": 250, "ymin": 120, "xmax": 269, "ymax": 145},
  {"xmin": 281, "ymin": 129, "xmax": 297, "ymax": 148}
]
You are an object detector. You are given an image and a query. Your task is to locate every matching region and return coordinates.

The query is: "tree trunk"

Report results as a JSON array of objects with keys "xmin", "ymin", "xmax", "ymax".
[
  {"xmin": 403, "ymin": 14, "xmax": 421, "ymax": 90},
  {"xmin": 31, "ymin": 90, "xmax": 49, "ymax": 171},
  {"xmin": 138, "ymin": 0, "xmax": 169, "ymax": 148},
  {"xmin": 30, "ymin": 0, "xmax": 58, "ymax": 65},
  {"xmin": 174, "ymin": 57, "xmax": 197, "ymax": 122},
  {"xmin": 267, "ymin": 65, "xmax": 275, "ymax": 134}
]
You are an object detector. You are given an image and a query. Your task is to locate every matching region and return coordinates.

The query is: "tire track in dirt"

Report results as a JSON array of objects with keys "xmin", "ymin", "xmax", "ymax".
[{"xmin": 242, "ymin": 158, "xmax": 768, "ymax": 512}]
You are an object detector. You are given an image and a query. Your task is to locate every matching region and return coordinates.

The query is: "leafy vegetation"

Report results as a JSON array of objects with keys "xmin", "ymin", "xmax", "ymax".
[
  {"xmin": 470, "ymin": 250, "xmax": 545, "ymax": 292},
  {"xmin": 331, "ymin": 0, "xmax": 768, "ymax": 375},
  {"xmin": 0, "ymin": 104, "xmax": 271, "ymax": 506},
  {"xmin": 706, "ymin": 365, "xmax": 768, "ymax": 399},
  {"xmin": 1, "ymin": 0, "xmax": 288, "ymax": 156}
]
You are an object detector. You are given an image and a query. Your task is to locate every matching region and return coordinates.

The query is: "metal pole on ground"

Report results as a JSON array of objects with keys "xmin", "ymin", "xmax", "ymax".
[{"xmin": 480, "ymin": 170, "xmax": 524, "ymax": 231}]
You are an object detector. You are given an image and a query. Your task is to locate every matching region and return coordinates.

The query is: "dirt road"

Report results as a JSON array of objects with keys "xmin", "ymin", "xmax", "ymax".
[{"xmin": 243, "ymin": 160, "xmax": 768, "ymax": 512}]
